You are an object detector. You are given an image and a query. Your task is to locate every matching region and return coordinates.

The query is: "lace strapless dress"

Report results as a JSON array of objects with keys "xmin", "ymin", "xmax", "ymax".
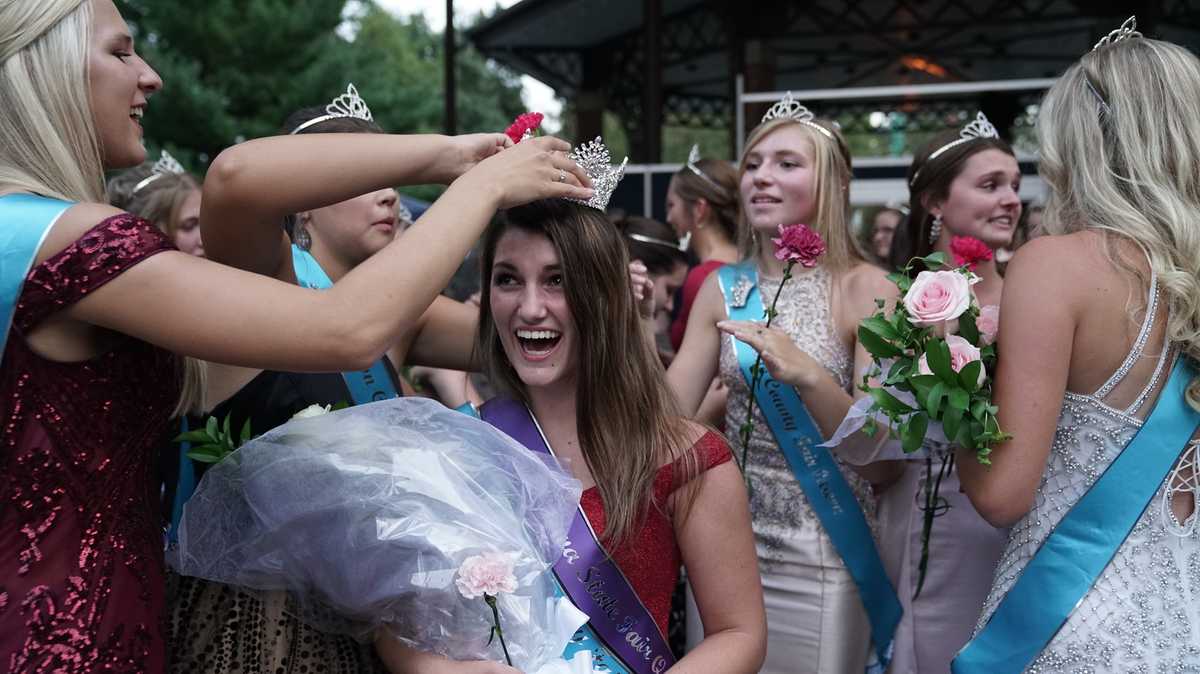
[
  {"xmin": 975, "ymin": 274, "xmax": 1200, "ymax": 671},
  {"xmin": 719, "ymin": 265, "xmax": 876, "ymax": 674}
]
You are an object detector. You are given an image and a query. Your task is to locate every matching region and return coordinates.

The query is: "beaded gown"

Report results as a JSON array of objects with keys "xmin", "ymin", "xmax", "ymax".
[
  {"xmin": 0, "ymin": 215, "xmax": 179, "ymax": 673},
  {"xmin": 975, "ymin": 273, "xmax": 1200, "ymax": 671},
  {"xmin": 718, "ymin": 265, "xmax": 875, "ymax": 673}
]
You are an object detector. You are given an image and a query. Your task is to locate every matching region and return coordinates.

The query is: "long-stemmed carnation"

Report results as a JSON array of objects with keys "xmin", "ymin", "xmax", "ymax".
[{"xmin": 737, "ymin": 224, "xmax": 826, "ymax": 486}]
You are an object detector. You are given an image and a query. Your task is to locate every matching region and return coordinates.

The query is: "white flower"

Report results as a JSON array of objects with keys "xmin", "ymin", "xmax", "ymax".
[
  {"xmin": 292, "ymin": 403, "xmax": 332, "ymax": 420},
  {"xmin": 456, "ymin": 551, "xmax": 518, "ymax": 599}
]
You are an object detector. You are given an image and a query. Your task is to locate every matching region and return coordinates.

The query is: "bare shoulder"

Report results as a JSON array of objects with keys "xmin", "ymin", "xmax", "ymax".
[
  {"xmin": 1006, "ymin": 231, "xmax": 1102, "ymax": 277},
  {"xmin": 693, "ymin": 269, "xmax": 728, "ymax": 321},
  {"xmin": 839, "ymin": 262, "xmax": 898, "ymax": 310},
  {"xmin": 36, "ymin": 202, "xmax": 129, "ymax": 264}
]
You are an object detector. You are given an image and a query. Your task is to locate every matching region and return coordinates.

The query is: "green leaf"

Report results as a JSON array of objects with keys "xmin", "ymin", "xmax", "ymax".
[
  {"xmin": 187, "ymin": 445, "xmax": 226, "ymax": 464},
  {"xmin": 174, "ymin": 429, "xmax": 213, "ymax": 444},
  {"xmin": 922, "ymin": 251, "xmax": 950, "ymax": 269},
  {"xmin": 886, "ymin": 272, "xmax": 912, "ymax": 293},
  {"xmin": 944, "ymin": 404, "xmax": 965, "ymax": 441},
  {"xmin": 958, "ymin": 311, "xmax": 981, "ymax": 344},
  {"xmin": 971, "ymin": 399, "xmax": 988, "ymax": 421},
  {"xmin": 860, "ymin": 316, "xmax": 900, "ymax": 341},
  {"xmin": 205, "ymin": 415, "xmax": 218, "ymax": 438},
  {"xmin": 331, "ymin": 401, "xmax": 351, "ymax": 411},
  {"xmin": 902, "ymin": 413, "xmax": 929, "ymax": 454},
  {"xmin": 857, "ymin": 325, "xmax": 903, "ymax": 359},
  {"xmin": 925, "ymin": 382, "xmax": 946, "ymax": 418},
  {"xmin": 958, "ymin": 361, "xmax": 983, "ymax": 393},
  {"xmin": 868, "ymin": 387, "xmax": 916, "ymax": 416},
  {"xmin": 925, "ymin": 340, "xmax": 958, "ymax": 385},
  {"xmin": 239, "ymin": 418, "xmax": 253, "ymax": 446},
  {"xmin": 948, "ymin": 386, "xmax": 970, "ymax": 411},
  {"xmin": 884, "ymin": 361, "xmax": 911, "ymax": 386}
]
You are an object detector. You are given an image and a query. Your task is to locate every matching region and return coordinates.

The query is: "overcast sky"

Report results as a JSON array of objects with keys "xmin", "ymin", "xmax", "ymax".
[{"xmin": 374, "ymin": 0, "xmax": 564, "ymax": 130}]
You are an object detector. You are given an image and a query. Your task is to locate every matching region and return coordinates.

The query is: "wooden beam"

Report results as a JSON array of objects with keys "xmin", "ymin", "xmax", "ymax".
[{"xmin": 444, "ymin": 0, "xmax": 457, "ymax": 135}]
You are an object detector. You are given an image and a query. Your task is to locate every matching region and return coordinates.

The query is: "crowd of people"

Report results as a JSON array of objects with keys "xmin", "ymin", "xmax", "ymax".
[{"xmin": 3, "ymin": 2, "xmax": 1200, "ymax": 673}]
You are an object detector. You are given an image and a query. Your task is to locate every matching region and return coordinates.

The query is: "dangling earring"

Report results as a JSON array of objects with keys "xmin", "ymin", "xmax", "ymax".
[
  {"xmin": 294, "ymin": 218, "xmax": 312, "ymax": 250},
  {"xmin": 929, "ymin": 214, "xmax": 943, "ymax": 244}
]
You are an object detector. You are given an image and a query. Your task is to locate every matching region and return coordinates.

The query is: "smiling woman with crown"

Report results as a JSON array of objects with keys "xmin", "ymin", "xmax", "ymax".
[
  {"xmin": 374, "ymin": 135, "xmax": 767, "ymax": 674},
  {"xmin": 0, "ymin": 0, "xmax": 593, "ymax": 669},
  {"xmin": 663, "ymin": 92, "xmax": 903, "ymax": 673}
]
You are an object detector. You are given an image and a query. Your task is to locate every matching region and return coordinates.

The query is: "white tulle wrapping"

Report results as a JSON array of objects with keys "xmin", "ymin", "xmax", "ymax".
[
  {"xmin": 821, "ymin": 360, "xmax": 950, "ymax": 464},
  {"xmin": 169, "ymin": 397, "xmax": 585, "ymax": 671}
]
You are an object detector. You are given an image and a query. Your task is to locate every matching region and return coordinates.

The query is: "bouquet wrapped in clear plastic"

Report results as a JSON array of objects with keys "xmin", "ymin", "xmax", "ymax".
[{"xmin": 169, "ymin": 397, "xmax": 585, "ymax": 672}]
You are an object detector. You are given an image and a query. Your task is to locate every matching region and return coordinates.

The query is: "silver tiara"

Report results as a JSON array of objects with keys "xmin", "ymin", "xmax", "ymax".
[
  {"xmin": 565, "ymin": 137, "xmax": 627, "ymax": 212},
  {"xmin": 760, "ymin": 92, "xmax": 835, "ymax": 140},
  {"xmin": 626, "ymin": 232, "xmax": 686, "ymax": 252},
  {"xmin": 685, "ymin": 144, "xmax": 722, "ymax": 189},
  {"xmin": 1093, "ymin": 16, "xmax": 1141, "ymax": 51},
  {"xmin": 290, "ymin": 83, "xmax": 374, "ymax": 134},
  {"xmin": 132, "ymin": 150, "xmax": 186, "ymax": 194},
  {"xmin": 910, "ymin": 112, "xmax": 1000, "ymax": 186}
]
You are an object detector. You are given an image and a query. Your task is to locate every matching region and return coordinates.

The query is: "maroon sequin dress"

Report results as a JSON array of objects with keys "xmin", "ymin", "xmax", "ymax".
[{"xmin": 0, "ymin": 214, "xmax": 178, "ymax": 673}]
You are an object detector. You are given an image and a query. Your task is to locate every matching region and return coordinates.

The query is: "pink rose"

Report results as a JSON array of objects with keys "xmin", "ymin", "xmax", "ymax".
[
  {"xmin": 903, "ymin": 270, "xmax": 972, "ymax": 332},
  {"xmin": 772, "ymin": 223, "xmax": 826, "ymax": 268},
  {"xmin": 917, "ymin": 334, "xmax": 985, "ymax": 386},
  {"xmin": 977, "ymin": 305, "xmax": 1000, "ymax": 346},
  {"xmin": 455, "ymin": 552, "xmax": 518, "ymax": 599}
]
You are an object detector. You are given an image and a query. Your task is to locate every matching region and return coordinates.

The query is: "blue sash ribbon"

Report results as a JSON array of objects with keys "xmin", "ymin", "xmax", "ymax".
[
  {"xmin": 291, "ymin": 245, "xmax": 399, "ymax": 404},
  {"xmin": 717, "ymin": 263, "xmax": 900, "ymax": 671},
  {"xmin": 0, "ymin": 194, "xmax": 73, "ymax": 368},
  {"xmin": 953, "ymin": 357, "xmax": 1200, "ymax": 674},
  {"xmin": 479, "ymin": 398, "xmax": 676, "ymax": 674}
]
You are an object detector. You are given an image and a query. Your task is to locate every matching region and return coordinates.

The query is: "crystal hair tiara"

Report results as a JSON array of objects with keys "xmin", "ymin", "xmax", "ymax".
[
  {"xmin": 685, "ymin": 144, "xmax": 722, "ymax": 189},
  {"xmin": 290, "ymin": 83, "xmax": 374, "ymax": 135},
  {"xmin": 132, "ymin": 150, "xmax": 186, "ymax": 194},
  {"xmin": 565, "ymin": 136, "xmax": 628, "ymax": 212},
  {"xmin": 760, "ymin": 92, "xmax": 835, "ymax": 140},
  {"xmin": 1085, "ymin": 16, "xmax": 1142, "ymax": 114},
  {"xmin": 910, "ymin": 112, "xmax": 1000, "ymax": 186}
]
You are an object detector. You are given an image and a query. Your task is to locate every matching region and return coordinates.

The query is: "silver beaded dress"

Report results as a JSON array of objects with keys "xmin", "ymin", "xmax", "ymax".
[
  {"xmin": 975, "ymin": 272, "xmax": 1200, "ymax": 672},
  {"xmin": 719, "ymin": 265, "xmax": 876, "ymax": 674}
]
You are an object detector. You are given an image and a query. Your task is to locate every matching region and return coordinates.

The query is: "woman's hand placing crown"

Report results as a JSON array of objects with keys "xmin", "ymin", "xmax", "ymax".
[
  {"xmin": 456, "ymin": 135, "xmax": 593, "ymax": 210},
  {"xmin": 434, "ymin": 133, "xmax": 514, "ymax": 184}
]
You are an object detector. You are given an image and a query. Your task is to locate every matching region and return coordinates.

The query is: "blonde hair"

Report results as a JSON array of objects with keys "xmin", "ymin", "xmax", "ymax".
[
  {"xmin": 1038, "ymin": 37, "xmax": 1200, "ymax": 407},
  {"xmin": 0, "ymin": 0, "xmax": 104, "ymax": 202},
  {"xmin": 737, "ymin": 117, "xmax": 860, "ymax": 271},
  {"xmin": 2, "ymin": 1, "xmax": 205, "ymax": 417}
]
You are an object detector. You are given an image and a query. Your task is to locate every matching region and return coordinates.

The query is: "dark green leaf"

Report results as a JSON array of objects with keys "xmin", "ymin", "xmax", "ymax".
[
  {"xmin": 205, "ymin": 415, "xmax": 218, "ymax": 438},
  {"xmin": 187, "ymin": 445, "xmax": 226, "ymax": 464},
  {"xmin": 948, "ymin": 387, "xmax": 970, "ymax": 411},
  {"xmin": 861, "ymin": 316, "xmax": 900, "ymax": 341},
  {"xmin": 958, "ymin": 311, "xmax": 981, "ymax": 344},
  {"xmin": 922, "ymin": 251, "xmax": 950, "ymax": 269},
  {"xmin": 239, "ymin": 418, "xmax": 253, "ymax": 446},
  {"xmin": 925, "ymin": 340, "xmax": 957, "ymax": 385},
  {"xmin": 944, "ymin": 404, "xmax": 965, "ymax": 441},
  {"xmin": 174, "ymin": 429, "xmax": 213, "ymax": 444},
  {"xmin": 902, "ymin": 413, "xmax": 928, "ymax": 454},
  {"xmin": 857, "ymin": 325, "xmax": 903, "ymax": 359},
  {"xmin": 925, "ymin": 382, "xmax": 946, "ymax": 418},
  {"xmin": 222, "ymin": 413, "xmax": 232, "ymax": 441},
  {"xmin": 868, "ymin": 387, "xmax": 916, "ymax": 416},
  {"xmin": 331, "ymin": 401, "xmax": 350, "ymax": 411},
  {"xmin": 971, "ymin": 399, "xmax": 988, "ymax": 421},
  {"xmin": 958, "ymin": 361, "xmax": 983, "ymax": 393}
]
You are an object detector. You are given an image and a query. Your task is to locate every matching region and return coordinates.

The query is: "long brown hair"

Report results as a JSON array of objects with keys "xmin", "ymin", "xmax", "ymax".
[
  {"xmin": 737, "ymin": 117, "xmax": 859, "ymax": 271},
  {"xmin": 477, "ymin": 199, "xmax": 697, "ymax": 544},
  {"xmin": 891, "ymin": 128, "xmax": 1015, "ymax": 269}
]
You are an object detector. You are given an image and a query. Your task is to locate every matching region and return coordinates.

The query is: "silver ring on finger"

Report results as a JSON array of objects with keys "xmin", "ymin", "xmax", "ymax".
[{"xmin": 557, "ymin": 168, "xmax": 566, "ymax": 182}]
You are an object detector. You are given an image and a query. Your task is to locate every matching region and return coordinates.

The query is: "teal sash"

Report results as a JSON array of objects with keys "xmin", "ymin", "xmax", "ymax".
[
  {"xmin": 0, "ymin": 194, "xmax": 73, "ymax": 367},
  {"xmin": 717, "ymin": 263, "xmax": 900, "ymax": 671},
  {"xmin": 953, "ymin": 357, "xmax": 1200, "ymax": 673},
  {"xmin": 291, "ymin": 245, "xmax": 399, "ymax": 404}
]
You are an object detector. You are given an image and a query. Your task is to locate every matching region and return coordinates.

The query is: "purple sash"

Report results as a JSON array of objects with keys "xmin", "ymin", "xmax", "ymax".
[{"xmin": 480, "ymin": 398, "xmax": 678, "ymax": 673}]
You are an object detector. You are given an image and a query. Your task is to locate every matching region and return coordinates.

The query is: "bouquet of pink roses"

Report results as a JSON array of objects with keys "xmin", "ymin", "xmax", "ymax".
[{"xmin": 852, "ymin": 241, "xmax": 1007, "ymax": 596}]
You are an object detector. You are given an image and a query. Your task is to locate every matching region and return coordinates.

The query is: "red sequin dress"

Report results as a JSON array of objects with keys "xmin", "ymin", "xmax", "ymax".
[
  {"xmin": 0, "ymin": 214, "xmax": 178, "ymax": 673},
  {"xmin": 580, "ymin": 430, "xmax": 732, "ymax": 636}
]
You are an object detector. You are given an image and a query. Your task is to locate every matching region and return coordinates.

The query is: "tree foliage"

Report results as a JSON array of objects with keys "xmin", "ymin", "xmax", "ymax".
[{"xmin": 118, "ymin": 0, "xmax": 528, "ymax": 183}]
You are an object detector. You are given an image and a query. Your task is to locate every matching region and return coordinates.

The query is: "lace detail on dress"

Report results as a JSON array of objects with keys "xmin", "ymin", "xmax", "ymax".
[
  {"xmin": 718, "ymin": 265, "xmax": 873, "ymax": 567},
  {"xmin": 0, "ymin": 213, "xmax": 178, "ymax": 673},
  {"xmin": 975, "ymin": 270, "xmax": 1200, "ymax": 671}
]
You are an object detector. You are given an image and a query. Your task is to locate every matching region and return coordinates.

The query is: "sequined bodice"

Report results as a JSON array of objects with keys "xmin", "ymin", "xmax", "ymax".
[
  {"xmin": 719, "ymin": 265, "xmax": 874, "ymax": 565},
  {"xmin": 0, "ymin": 214, "xmax": 178, "ymax": 673},
  {"xmin": 976, "ymin": 275, "xmax": 1200, "ymax": 671}
]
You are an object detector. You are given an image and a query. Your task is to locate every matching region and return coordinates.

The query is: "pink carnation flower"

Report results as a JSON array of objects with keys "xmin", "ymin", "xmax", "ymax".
[
  {"xmin": 772, "ymin": 223, "xmax": 826, "ymax": 267},
  {"xmin": 455, "ymin": 552, "xmax": 518, "ymax": 599},
  {"xmin": 505, "ymin": 112, "xmax": 544, "ymax": 144}
]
